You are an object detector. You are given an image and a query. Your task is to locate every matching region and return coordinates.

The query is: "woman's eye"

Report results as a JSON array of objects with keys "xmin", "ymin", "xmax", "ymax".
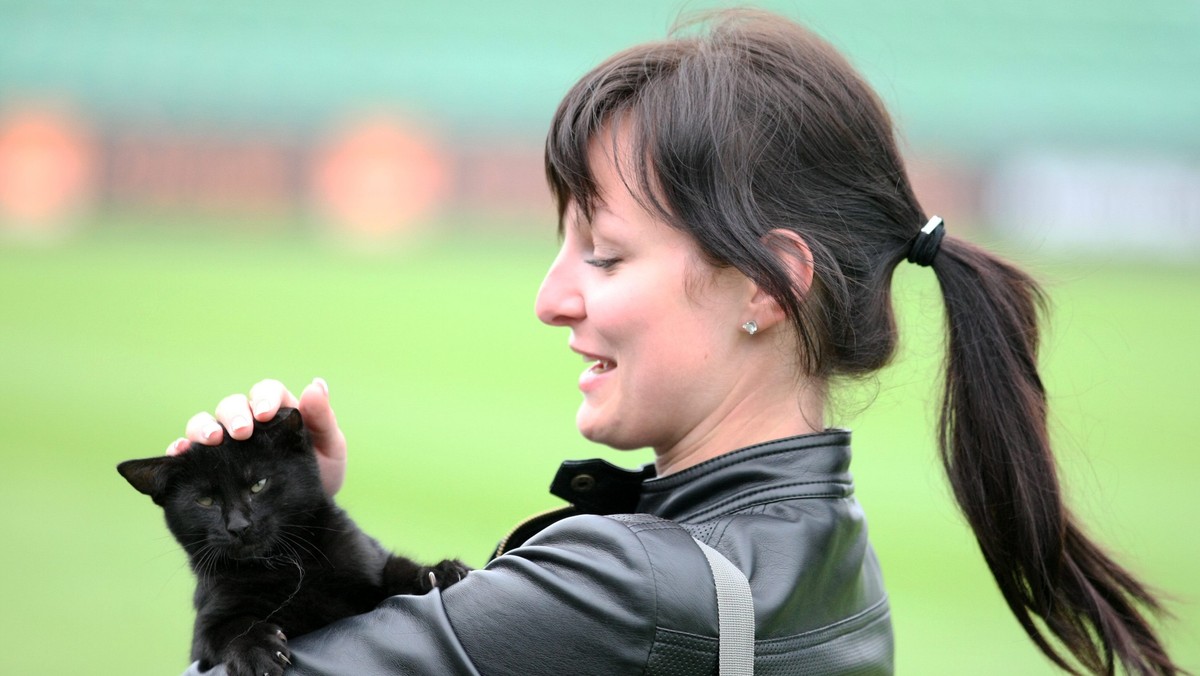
[
  {"xmin": 250, "ymin": 478, "xmax": 267, "ymax": 494},
  {"xmin": 584, "ymin": 256, "xmax": 622, "ymax": 270},
  {"xmin": 196, "ymin": 496, "xmax": 214, "ymax": 507}
]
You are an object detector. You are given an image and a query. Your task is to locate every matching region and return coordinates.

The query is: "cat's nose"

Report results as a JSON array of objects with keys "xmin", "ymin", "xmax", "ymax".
[{"xmin": 225, "ymin": 510, "xmax": 251, "ymax": 538}]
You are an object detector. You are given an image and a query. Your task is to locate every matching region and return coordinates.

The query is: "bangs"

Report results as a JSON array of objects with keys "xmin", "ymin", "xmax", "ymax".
[
  {"xmin": 543, "ymin": 39, "xmax": 689, "ymax": 233},
  {"xmin": 542, "ymin": 8, "xmax": 813, "ymax": 250}
]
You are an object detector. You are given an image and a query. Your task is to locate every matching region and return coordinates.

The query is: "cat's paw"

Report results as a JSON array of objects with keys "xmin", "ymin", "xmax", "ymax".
[
  {"xmin": 419, "ymin": 559, "xmax": 471, "ymax": 592},
  {"xmin": 223, "ymin": 625, "xmax": 291, "ymax": 676}
]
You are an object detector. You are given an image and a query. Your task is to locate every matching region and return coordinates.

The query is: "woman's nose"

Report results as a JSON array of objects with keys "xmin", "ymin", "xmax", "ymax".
[{"xmin": 535, "ymin": 254, "xmax": 585, "ymax": 327}]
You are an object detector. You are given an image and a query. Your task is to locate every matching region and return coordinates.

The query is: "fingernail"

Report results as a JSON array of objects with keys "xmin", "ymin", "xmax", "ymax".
[
  {"xmin": 201, "ymin": 422, "xmax": 222, "ymax": 441},
  {"xmin": 166, "ymin": 439, "xmax": 186, "ymax": 456},
  {"xmin": 230, "ymin": 416, "xmax": 251, "ymax": 433},
  {"xmin": 250, "ymin": 399, "xmax": 270, "ymax": 418},
  {"xmin": 313, "ymin": 377, "xmax": 329, "ymax": 397}
]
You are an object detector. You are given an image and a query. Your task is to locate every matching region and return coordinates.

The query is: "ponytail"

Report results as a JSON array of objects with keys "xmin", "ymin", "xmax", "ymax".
[{"xmin": 931, "ymin": 236, "xmax": 1180, "ymax": 675}]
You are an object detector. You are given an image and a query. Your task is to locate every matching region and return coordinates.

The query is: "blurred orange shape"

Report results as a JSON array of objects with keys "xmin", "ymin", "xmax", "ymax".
[
  {"xmin": 312, "ymin": 118, "xmax": 450, "ymax": 237},
  {"xmin": 0, "ymin": 110, "xmax": 94, "ymax": 228}
]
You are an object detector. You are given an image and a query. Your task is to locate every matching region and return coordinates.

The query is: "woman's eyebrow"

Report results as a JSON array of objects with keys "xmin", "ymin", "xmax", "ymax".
[
  {"xmin": 586, "ymin": 212, "xmax": 622, "ymax": 241},
  {"xmin": 591, "ymin": 202, "xmax": 631, "ymax": 230}
]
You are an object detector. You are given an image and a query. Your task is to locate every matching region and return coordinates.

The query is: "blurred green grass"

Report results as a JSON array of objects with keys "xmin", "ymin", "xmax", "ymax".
[{"xmin": 1, "ymin": 223, "xmax": 1196, "ymax": 674}]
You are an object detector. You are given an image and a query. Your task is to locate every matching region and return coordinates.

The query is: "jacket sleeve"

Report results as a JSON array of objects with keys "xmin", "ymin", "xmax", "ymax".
[{"xmin": 181, "ymin": 514, "xmax": 659, "ymax": 676}]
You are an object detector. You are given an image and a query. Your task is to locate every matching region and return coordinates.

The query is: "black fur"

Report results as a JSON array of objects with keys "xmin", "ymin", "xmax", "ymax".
[{"xmin": 118, "ymin": 408, "xmax": 469, "ymax": 676}]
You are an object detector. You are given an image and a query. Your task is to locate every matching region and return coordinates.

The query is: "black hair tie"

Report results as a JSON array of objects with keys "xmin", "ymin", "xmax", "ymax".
[{"xmin": 907, "ymin": 216, "xmax": 945, "ymax": 267}]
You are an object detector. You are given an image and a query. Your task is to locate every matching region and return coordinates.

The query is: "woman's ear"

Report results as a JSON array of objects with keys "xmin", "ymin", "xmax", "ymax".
[
  {"xmin": 744, "ymin": 229, "xmax": 814, "ymax": 332},
  {"xmin": 765, "ymin": 229, "xmax": 815, "ymax": 293}
]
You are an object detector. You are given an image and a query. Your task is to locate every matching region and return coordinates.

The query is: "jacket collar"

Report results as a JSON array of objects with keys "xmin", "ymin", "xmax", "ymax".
[{"xmin": 549, "ymin": 430, "xmax": 854, "ymax": 521}]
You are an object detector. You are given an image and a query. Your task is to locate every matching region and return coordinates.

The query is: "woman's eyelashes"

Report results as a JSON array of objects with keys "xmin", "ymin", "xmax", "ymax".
[{"xmin": 584, "ymin": 256, "xmax": 622, "ymax": 270}]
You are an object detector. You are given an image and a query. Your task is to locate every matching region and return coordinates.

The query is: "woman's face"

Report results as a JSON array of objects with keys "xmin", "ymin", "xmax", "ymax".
[{"xmin": 535, "ymin": 139, "xmax": 757, "ymax": 458}]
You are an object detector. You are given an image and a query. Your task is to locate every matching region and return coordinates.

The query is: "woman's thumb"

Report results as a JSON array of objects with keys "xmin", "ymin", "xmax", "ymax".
[{"xmin": 298, "ymin": 377, "xmax": 348, "ymax": 495}]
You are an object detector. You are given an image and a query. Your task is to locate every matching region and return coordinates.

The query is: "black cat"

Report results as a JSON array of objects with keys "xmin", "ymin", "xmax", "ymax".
[{"xmin": 118, "ymin": 408, "xmax": 470, "ymax": 676}]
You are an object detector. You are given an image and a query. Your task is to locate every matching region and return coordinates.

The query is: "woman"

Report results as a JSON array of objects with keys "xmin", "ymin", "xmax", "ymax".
[{"xmin": 178, "ymin": 9, "xmax": 1180, "ymax": 675}]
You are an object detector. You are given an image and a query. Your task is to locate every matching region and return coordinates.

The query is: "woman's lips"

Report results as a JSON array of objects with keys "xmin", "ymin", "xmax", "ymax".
[
  {"xmin": 574, "ymin": 350, "xmax": 616, "ymax": 393},
  {"xmin": 588, "ymin": 358, "xmax": 615, "ymax": 374}
]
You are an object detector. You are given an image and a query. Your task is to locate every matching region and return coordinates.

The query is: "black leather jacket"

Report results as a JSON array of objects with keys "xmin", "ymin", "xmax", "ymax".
[{"xmin": 185, "ymin": 430, "xmax": 893, "ymax": 675}]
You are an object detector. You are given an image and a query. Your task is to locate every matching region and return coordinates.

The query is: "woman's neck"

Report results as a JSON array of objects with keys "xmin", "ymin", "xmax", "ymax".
[{"xmin": 653, "ymin": 377, "xmax": 826, "ymax": 477}]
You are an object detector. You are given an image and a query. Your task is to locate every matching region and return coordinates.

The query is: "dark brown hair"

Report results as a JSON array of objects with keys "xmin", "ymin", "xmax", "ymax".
[{"xmin": 545, "ymin": 8, "xmax": 1180, "ymax": 675}]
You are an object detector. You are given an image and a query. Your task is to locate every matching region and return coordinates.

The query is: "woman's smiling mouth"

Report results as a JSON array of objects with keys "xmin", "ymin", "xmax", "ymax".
[
  {"xmin": 573, "ymin": 348, "xmax": 617, "ymax": 393},
  {"xmin": 588, "ymin": 358, "xmax": 615, "ymax": 374}
]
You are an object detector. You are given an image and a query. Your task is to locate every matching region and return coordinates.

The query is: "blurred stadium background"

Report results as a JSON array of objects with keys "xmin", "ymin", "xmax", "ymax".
[{"xmin": 1, "ymin": 1, "xmax": 1196, "ymax": 673}]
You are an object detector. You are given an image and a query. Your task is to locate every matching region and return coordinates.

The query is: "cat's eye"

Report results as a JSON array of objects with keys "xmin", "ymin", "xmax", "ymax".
[
  {"xmin": 250, "ymin": 478, "xmax": 267, "ymax": 494},
  {"xmin": 196, "ymin": 496, "xmax": 214, "ymax": 507}
]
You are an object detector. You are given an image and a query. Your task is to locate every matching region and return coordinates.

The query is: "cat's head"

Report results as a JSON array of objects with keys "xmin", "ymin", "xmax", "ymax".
[{"xmin": 117, "ymin": 408, "xmax": 327, "ymax": 564}]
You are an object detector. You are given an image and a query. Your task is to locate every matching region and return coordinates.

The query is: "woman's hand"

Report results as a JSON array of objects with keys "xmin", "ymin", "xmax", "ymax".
[{"xmin": 166, "ymin": 378, "xmax": 347, "ymax": 496}]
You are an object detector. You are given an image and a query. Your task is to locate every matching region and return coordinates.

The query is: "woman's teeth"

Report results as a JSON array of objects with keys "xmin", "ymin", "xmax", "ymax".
[{"xmin": 590, "ymin": 359, "xmax": 614, "ymax": 373}]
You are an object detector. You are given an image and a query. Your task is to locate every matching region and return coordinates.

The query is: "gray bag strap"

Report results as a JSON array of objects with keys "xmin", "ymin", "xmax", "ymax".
[{"xmin": 693, "ymin": 538, "xmax": 755, "ymax": 676}]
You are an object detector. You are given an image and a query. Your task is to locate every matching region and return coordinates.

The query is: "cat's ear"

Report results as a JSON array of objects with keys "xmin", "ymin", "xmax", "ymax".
[
  {"xmin": 117, "ymin": 457, "xmax": 177, "ymax": 501},
  {"xmin": 262, "ymin": 407, "xmax": 311, "ymax": 454},
  {"xmin": 275, "ymin": 407, "xmax": 304, "ymax": 434}
]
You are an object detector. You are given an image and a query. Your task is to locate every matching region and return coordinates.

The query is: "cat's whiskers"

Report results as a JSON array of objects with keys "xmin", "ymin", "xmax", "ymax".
[
  {"xmin": 276, "ymin": 528, "xmax": 333, "ymax": 567},
  {"xmin": 191, "ymin": 544, "xmax": 214, "ymax": 577},
  {"xmin": 179, "ymin": 534, "xmax": 212, "ymax": 551},
  {"xmin": 201, "ymin": 542, "xmax": 233, "ymax": 577},
  {"xmin": 149, "ymin": 533, "xmax": 208, "ymax": 563},
  {"xmin": 272, "ymin": 533, "xmax": 306, "ymax": 560},
  {"xmin": 270, "ymin": 540, "xmax": 305, "ymax": 571},
  {"xmin": 294, "ymin": 524, "xmax": 352, "ymax": 533},
  {"xmin": 281, "ymin": 519, "xmax": 352, "ymax": 534},
  {"xmin": 297, "ymin": 536, "xmax": 332, "ymax": 568},
  {"xmin": 194, "ymin": 543, "xmax": 226, "ymax": 578}
]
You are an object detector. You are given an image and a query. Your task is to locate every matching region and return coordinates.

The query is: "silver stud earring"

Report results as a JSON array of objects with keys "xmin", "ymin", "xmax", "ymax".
[{"xmin": 741, "ymin": 320, "xmax": 758, "ymax": 335}]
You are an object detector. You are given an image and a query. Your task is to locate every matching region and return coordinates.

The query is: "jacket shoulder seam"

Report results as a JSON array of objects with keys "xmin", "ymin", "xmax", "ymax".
[{"xmin": 597, "ymin": 514, "xmax": 664, "ymax": 674}]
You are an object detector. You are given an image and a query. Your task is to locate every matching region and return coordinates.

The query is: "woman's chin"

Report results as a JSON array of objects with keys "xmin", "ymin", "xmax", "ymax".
[
  {"xmin": 576, "ymin": 409, "xmax": 644, "ymax": 451},
  {"xmin": 575, "ymin": 408, "xmax": 606, "ymax": 444}
]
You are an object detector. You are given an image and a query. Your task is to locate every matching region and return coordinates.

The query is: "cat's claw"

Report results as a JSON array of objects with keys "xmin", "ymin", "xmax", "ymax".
[
  {"xmin": 222, "ymin": 622, "xmax": 291, "ymax": 676},
  {"xmin": 420, "ymin": 559, "xmax": 472, "ymax": 592}
]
